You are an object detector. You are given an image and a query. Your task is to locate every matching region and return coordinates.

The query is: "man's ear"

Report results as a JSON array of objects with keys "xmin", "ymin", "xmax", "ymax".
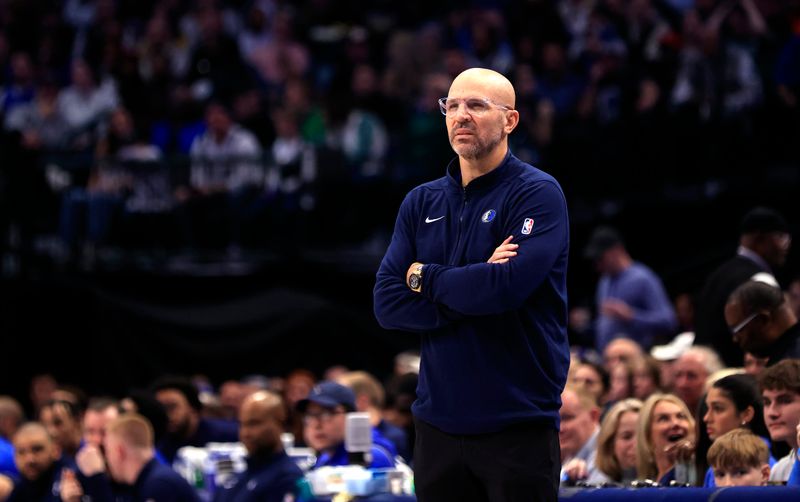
[
  {"xmin": 760, "ymin": 463, "xmax": 770, "ymax": 485},
  {"xmin": 504, "ymin": 110, "xmax": 520, "ymax": 134},
  {"xmin": 355, "ymin": 394, "xmax": 370, "ymax": 412}
]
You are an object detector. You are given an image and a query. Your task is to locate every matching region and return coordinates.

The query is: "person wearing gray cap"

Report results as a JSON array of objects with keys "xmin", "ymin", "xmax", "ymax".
[
  {"xmin": 584, "ymin": 225, "xmax": 677, "ymax": 352},
  {"xmin": 695, "ymin": 206, "xmax": 792, "ymax": 367}
]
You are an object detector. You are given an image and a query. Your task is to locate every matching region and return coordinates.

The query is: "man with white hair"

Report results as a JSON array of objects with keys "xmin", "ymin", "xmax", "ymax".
[{"xmin": 673, "ymin": 346, "xmax": 724, "ymax": 414}]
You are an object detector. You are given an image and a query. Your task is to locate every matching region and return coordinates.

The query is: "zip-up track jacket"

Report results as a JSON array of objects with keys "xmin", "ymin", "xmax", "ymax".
[{"xmin": 374, "ymin": 151, "xmax": 570, "ymax": 434}]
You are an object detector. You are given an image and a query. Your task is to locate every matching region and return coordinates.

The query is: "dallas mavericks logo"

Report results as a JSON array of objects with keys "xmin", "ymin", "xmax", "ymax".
[{"xmin": 481, "ymin": 210, "xmax": 496, "ymax": 223}]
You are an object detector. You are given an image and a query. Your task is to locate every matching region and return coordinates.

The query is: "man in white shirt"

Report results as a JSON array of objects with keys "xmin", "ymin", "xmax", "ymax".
[{"xmin": 559, "ymin": 386, "xmax": 607, "ymax": 485}]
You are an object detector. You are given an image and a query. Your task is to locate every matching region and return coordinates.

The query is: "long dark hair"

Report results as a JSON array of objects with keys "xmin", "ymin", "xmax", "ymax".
[
  {"xmin": 712, "ymin": 374, "xmax": 768, "ymax": 439},
  {"xmin": 696, "ymin": 373, "xmax": 769, "ymax": 481}
]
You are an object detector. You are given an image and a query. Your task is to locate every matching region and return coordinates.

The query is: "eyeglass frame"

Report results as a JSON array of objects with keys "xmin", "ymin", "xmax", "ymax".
[
  {"xmin": 438, "ymin": 96, "xmax": 514, "ymax": 117},
  {"xmin": 302, "ymin": 408, "xmax": 346, "ymax": 426},
  {"xmin": 730, "ymin": 312, "xmax": 760, "ymax": 336}
]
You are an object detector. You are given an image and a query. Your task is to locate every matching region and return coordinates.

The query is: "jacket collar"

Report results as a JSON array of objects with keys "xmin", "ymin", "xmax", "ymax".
[{"xmin": 446, "ymin": 149, "xmax": 514, "ymax": 194}]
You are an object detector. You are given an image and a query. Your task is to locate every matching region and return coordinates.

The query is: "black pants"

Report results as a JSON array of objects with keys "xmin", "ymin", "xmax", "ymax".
[{"xmin": 414, "ymin": 418, "xmax": 560, "ymax": 502}]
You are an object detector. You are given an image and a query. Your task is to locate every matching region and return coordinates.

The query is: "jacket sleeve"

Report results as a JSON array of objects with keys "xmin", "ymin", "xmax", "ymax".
[
  {"xmin": 422, "ymin": 180, "xmax": 568, "ymax": 316},
  {"xmin": 374, "ymin": 191, "xmax": 457, "ymax": 331},
  {"xmin": 77, "ymin": 473, "xmax": 116, "ymax": 502}
]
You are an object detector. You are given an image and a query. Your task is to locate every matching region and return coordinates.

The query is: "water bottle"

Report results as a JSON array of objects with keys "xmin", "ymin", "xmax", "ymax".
[
  {"xmin": 345, "ymin": 412, "xmax": 372, "ymax": 467},
  {"xmin": 673, "ymin": 457, "xmax": 697, "ymax": 486}
]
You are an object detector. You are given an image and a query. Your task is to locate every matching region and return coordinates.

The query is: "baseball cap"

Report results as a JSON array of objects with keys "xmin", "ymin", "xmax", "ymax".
[
  {"xmin": 650, "ymin": 332, "xmax": 695, "ymax": 361},
  {"xmin": 296, "ymin": 381, "xmax": 356, "ymax": 412},
  {"xmin": 740, "ymin": 207, "xmax": 789, "ymax": 235},
  {"xmin": 583, "ymin": 226, "xmax": 623, "ymax": 261}
]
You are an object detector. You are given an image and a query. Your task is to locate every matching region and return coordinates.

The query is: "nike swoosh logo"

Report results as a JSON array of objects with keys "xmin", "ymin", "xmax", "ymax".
[{"xmin": 425, "ymin": 216, "xmax": 445, "ymax": 223}]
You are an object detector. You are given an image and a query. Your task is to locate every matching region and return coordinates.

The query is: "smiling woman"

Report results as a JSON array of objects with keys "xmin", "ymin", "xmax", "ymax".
[{"xmin": 636, "ymin": 393, "xmax": 697, "ymax": 483}]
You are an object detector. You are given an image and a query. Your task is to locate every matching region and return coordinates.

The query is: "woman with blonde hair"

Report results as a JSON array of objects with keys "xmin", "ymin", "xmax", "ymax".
[
  {"xmin": 636, "ymin": 393, "xmax": 696, "ymax": 484},
  {"xmin": 595, "ymin": 398, "xmax": 642, "ymax": 484}
]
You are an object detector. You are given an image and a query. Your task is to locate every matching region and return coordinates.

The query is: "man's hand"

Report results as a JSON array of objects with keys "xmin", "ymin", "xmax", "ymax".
[
  {"xmin": 406, "ymin": 262, "xmax": 424, "ymax": 292},
  {"xmin": 562, "ymin": 458, "xmax": 589, "ymax": 481},
  {"xmin": 59, "ymin": 469, "xmax": 84, "ymax": 502},
  {"xmin": 600, "ymin": 299, "xmax": 634, "ymax": 322},
  {"xmin": 664, "ymin": 438, "xmax": 695, "ymax": 464},
  {"xmin": 76, "ymin": 445, "xmax": 106, "ymax": 476},
  {"xmin": 487, "ymin": 235, "xmax": 518, "ymax": 264}
]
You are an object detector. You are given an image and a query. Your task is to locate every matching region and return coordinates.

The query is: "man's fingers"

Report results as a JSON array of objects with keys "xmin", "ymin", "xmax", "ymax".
[{"xmin": 501, "ymin": 235, "xmax": 514, "ymax": 245}]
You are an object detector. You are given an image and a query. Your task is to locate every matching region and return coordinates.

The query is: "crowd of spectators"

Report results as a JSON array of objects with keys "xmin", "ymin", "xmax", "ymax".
[{"xmin": 1, "ymin": 0, "xmax": 799, "ymax": 269}]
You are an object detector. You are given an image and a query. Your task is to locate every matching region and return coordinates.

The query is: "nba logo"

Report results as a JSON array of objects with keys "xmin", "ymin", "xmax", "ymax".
[{"xmin": 521, "ymin": 218, "xmax": 534, "ymax": 235}]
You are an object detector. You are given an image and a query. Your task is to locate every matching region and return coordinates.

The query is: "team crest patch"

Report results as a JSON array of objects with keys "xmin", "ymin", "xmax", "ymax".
[
  {"xmin": 521, "ymin": 218, "xmax": 534, "ymax": 235},
  {"xmin": 481, "ymin": 209, "xmax": 496, "ymax": 223}
]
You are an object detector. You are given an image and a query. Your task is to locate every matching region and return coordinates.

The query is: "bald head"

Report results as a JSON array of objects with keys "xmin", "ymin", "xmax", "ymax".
[
  {"xmin": 445, "ymin": 68, "xmax": 519, "ymax": 171},
  {"xmin": 13, "ymin": 422, "xmax": 59, "ymax": 481},
  {"xmin": 239, "ymin": 391, "xmax": 286, "ymax": 456},
  {"xmin": 241, "ymin": 391, "xmax": 286, "ymax": 423},
  {"xmin": 449, "ymin": 68, "xmax": 516, "ymax": 109}
]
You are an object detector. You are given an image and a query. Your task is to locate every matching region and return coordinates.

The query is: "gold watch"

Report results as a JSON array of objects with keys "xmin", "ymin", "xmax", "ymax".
[{"xmin": 408, "ymin": 264, "xmax": 423, "ymax": 292}]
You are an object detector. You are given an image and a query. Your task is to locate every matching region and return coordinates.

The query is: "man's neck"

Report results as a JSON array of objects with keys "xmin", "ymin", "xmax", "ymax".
[
  {"xmin": 459, "ymin": 145, "xmax": 507, "ymax": 187},
  {"xmin": 123, "ymin": 455, "xmax": 152, "ymax": 485}
]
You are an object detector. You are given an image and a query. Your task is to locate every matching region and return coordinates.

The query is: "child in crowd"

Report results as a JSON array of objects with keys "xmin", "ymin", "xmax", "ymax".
[{"xmin": 707, "ymin": 429, "xmax": 770, "ymax": 487}]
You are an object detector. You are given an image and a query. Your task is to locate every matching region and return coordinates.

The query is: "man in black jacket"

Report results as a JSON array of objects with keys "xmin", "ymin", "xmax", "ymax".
[
  {"xmin": 726, "ymin": 280, "xmax": 800, "ymax": 366},
  {"xmin": 695, "ymin": 207, "xmax": 791, "ymax": 366}
]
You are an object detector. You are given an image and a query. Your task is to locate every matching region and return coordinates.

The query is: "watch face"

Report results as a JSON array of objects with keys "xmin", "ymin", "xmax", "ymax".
[{"xmin": 409, "ymin": 274, "xmax": 421, "ymax": 289}]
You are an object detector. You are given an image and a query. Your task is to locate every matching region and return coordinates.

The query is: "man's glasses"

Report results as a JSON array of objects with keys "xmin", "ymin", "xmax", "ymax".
[
  {"xmin": 730, "ymin": 312, "xmax": 759, "ymax": 336},
  {"xmin": 303, "ymin": 409, "xmax": 344, "ymax": 425},
  {"xmin": 438, "ymin": 97, "xmax": 512, "ymax": 117}
]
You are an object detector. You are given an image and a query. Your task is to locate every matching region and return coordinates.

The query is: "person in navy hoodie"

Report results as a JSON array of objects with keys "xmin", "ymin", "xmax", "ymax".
[
  {"xmin": 7, "ymin": 422, "xmax": 72, "ymax": 502},
  {"xmin": 374, "ymin": 67, "xmax": 570, "ymax": 502},
  {"xmin": 213, "ymin": 390, "xmax": 302, "ymax": 502},
  {"xmin": 62, "ymin": 413, "xmax": 200, "ymax": 502}
]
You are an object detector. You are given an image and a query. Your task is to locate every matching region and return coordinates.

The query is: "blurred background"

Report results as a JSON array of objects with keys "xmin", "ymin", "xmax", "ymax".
[{"xmin": 1, "ymin": 0, "xmax": 798, "ymax": 406}]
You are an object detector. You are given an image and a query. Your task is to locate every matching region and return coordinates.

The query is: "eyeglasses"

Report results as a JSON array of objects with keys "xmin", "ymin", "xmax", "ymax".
[
  {"xmin": 730, "ymin": 312, "xmax": 759, "ymax": 335},
  {"xmin": 438, "ymin": 97, "xmax": 513, "ymax": 117},
  {"xmin": 303, "ymin": 409, "xmax": 344, "ymax": 425}
]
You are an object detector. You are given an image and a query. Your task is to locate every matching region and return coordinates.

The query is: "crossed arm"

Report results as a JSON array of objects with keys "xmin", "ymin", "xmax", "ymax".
[
  {"xmin": 405, "ymin": 235, "xmax": 519, "ymax": 286},
  {"xmin": 374, "ymin": 181, "xmax": 567, "ymax": 330}
]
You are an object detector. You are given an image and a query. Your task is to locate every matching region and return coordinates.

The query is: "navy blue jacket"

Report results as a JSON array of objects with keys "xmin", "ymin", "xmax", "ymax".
[
  {"xmin": 214, "ymin": 450, "xmax": 302, "ymax": 502},
  {"xmin": 81, "ymin": 458, "xmax": 200, "ymax": 502},
  {"xmin": 374, "ymin": 152, "xmax": 570, "ymax": 434},
  {"xmin": 7, "ymin": 458, "xmax": 74, "ymax": 502}
]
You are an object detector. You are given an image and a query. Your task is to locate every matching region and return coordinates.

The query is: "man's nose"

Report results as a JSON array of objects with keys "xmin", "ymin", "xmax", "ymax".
[{"xmin": 454, "ymin": 102, "xmax": 472, "ymax": 120}]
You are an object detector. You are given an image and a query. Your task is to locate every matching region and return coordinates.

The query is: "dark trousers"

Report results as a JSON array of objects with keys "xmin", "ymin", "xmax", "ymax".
[{"xmin": 414, "ymin": 418, "xmax": 560, "ymax": 502}]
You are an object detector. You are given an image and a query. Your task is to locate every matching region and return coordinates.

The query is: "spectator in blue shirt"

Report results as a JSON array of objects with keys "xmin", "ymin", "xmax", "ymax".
[
  {"xmin": 337, "ymin": 371, "xmax": 411, "ymax": 462},
  {"xmin": 584, "ymin": 225, "xmax": 678, "ymax": 352},
  {"xmin": 0, "ymin": 396, "xmax": 24, "ymax": 479}
]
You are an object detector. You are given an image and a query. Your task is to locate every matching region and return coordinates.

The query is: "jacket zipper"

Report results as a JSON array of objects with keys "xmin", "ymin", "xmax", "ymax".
[{"xmin": 449, "ymin": 187, "xmax": 469, "ymax": 265}]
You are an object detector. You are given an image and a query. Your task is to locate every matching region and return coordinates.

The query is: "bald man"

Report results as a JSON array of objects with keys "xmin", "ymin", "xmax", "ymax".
[
  {"xmin": 375, "ymin": 67, "xmax": 569, "ymax": 501},
  {"xmin": 8, "ymin": 422, "xmax": 68, "ymax": 502},
  {"xmin": 214, "ymin": 391, "xmax": 302, "ymax": 502}
]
